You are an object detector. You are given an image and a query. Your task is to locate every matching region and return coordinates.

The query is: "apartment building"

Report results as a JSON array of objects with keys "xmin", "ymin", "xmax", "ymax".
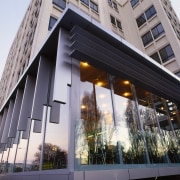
[{"xmin": 0, "ymin": 0, "xmax": 179, "ymax": 179}]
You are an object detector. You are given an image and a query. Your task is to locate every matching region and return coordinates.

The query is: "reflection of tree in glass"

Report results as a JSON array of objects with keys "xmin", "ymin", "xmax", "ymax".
[
  {"xmin": 122, "ymin": 99, "xmax": 146, "ymax": 164},
  {"xmin": 81, "ymin": 91, "xmax": 102, "ymax": 153},
  {"xmin": 31, "ymin": 143, "xmax": 67, "ymax": 170}
]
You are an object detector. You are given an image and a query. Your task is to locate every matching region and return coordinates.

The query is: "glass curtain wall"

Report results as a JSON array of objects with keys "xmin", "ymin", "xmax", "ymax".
[
  {"xmin": 75, "ymin": 62, "xmax": 180, "ymax": 168},
  {"xmin": 0, "ymin": 72, "xmax": 69, "ymax": 174}
]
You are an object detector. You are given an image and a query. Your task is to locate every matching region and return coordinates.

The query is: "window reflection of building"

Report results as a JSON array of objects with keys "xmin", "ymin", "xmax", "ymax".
[{"xmin": 75, "ymin": 62, "xmax": 180, "ymax": 167}]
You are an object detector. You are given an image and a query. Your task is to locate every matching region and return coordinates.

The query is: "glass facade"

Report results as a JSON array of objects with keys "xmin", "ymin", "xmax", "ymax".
[
  {"xmin": 0, "ymin": 85, "xmax": 69, "ymax": 174},
  {"xmin": 75, "ymin": 62, "xmax": 180, "ymax": 169}
]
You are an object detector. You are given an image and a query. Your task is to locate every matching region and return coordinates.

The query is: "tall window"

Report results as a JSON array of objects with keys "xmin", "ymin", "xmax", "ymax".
[
  {"xmin": 48, "ymin": 16, "xmax": 57, "ymax": 31},
  {"xmin": 130, "ymin": 0, "xmax": 139, "ymax": 8},
  {"xmin": 136, "ymin": 14, "xmax": 146, "ymax": 27},
  {"xmin": 52, "ymin": 0, "xmax": 66, "ymax": 9},
  {"xmin": 145, "ymin": 5, "xmax": 156, "ymax": 20},
  {"xmin": 151, "ymin": 23, "xmax": 165, "ymax": 39},
  {"xmin": 90, "ymin": 1, "xmax": 98, "ymax": 12},
  {"xmin": 142, "ymin": 31, "xmax": 153, "ymax": 46},
  {"xmin": 150, "ymin": 52, "xmax": 161, "ymax": 64},
  {"xmin": 80, "ymin": 0, "xmax": 89, "ymax": 6},
  {"xmin": 75, "ymin": 62, "xmax": 180, "ymax": 168},
  {"xmin": 141, "ymin": 23, "xmax": 165, "ymax": 47},
  {"xmin": 159, "ymin": 44, "xmax": 175, "ymax": 63},
  {"xmin": 136, "ymin": 5, "xmax": 156, "ymax": 27},
  {"xmin": 110, "ymin": 15, "xmax": 122, "ymax": 30},
  {"xmin": 108, "ymin": 0, "xmax": 118, "ymax": 11}
]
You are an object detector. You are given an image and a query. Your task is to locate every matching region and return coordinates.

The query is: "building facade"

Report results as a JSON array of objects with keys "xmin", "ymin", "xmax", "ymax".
[
  {"xmin": 1, "ymin": 0, "xmax": 180, "ymax": 109},
  {"xmin": 0, "ymin": 1, "xmax": 180, "ymax": 180}
]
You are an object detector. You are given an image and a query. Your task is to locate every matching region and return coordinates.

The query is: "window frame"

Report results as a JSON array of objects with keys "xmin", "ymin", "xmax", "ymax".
[
  {"xmin": 130, "ymin": 0, "xmax": 139, "ymax": 8},
  {"xmin": 80, "ymin": 0, "xmax": 89, "ymax": 6},
  {"xmin": 145, "ymin": 5, "xmax": 156, "ymax": 20},
  {"xmin": 151, "ymin": 23, "xmax": 165, "ymax": 39},
  {"xmin": 90, "ymin": 1, "xmax": 98, "ymax": 12},
  {"xmin": 159, "ymin": 44, "xmax": 175, "ymax": 63},
  {"xmin": 52, "ymin": 0, "xmax": 66, "ymax": 10},
  {"xmin": 150, "ymin": 52, "xmax": 161, "ymax": 64},
  {"xmin": 141, "ymin": 31, "xmax": 153, "ymax": 46},
  {"xmin": 136, "ymin": 14, "xmax": 146, "ymax": 27},
  {"xmin": 48, "ymin": 16, "xmax": 57, "ymax": 31}
]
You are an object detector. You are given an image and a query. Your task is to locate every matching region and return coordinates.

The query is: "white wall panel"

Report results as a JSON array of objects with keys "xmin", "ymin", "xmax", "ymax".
[
  {"xmin": 8, "ymin": 89, "xmax": 23, "ymax": 138},
  {"xmin": 1, "ymin": 100, "xmax": 14, "ymax": 143},
  {"xmin": 18, "ymin": 75, "xmax": 36, "ymax": 131},
  {"xmin": 53, "ymin": 28, "xmax": 71, "ymax": 104}
]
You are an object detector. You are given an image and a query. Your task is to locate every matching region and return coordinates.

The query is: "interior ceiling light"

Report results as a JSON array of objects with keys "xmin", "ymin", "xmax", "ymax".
[
  {"xmin": 81, "ymin": 62, "xmax": 89, "ymax": 66},
  {"xmin": 123, "ymin": 92, "xmax": 131, "ymax": 97},
  {"xmin": 123, "ymin": 80, "xmax": 130, "ymax": 85}
]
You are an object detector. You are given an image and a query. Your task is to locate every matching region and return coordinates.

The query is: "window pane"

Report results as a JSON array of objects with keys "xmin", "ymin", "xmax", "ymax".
[
  {"xmin": 25, "ymin": 111, "xmax": 46, "ymax": 171},
  {"xmin": 14, "ymin": 131, "xmax": 28, "ymax": 172},
  {"xmin": 145, "ymin": 6, "xmax": 156, "ymax": 20},
  {"xmin": 135, "ymin": 87, "xmax": 167, "ymax": 163},
  {"xmin": 7, "ymin": 133, "xmax": 20, "ymax": 173},
  {"xmin": 48, "ymin": 16, "xmax": 57, "ymax": 31},
  {"xmin": 130, "ymin": 0, "xmax": 139, "ymax": 7},
  {"xmin": 52, "ymin": 0, "xmax": 66, "ymax": 9},
  {"xmin": 76, "ymin": 63, "xmax": 116, "ymax": 165},
  {"xmin": 159, "ymin": 45, "xmax": 175, "ymax": 63},
  {"xmin": 142, "ymin": 31, "xmax": 153, "ymax": 46},
  {"xmin": 150, "ymin": 52, "xmax": 161, "ymax": 64},
  {"xmin": 42, "ymin": 101, "xmax": 69, "ymax": 170},
  {"xmin": 136, "ymin": 14, "xmax": 146, "ymax": 27},
  {"xmin": 150, "ymin": 96, "xmax": 180, "ymax": 163},
  {"xmin": 80, "ymin": 0, "xmax": 89, "ymax": 6},
  {"xmin": 90, "ymin": 1, "xmax": 98, "ymax": 12},
  {"xmin": 113, "ymin": 78, "xmax": 147, "ymax": 164},
  {"xmin": 110, "ymin": 15, "xmax": 116, "ymax": 25},
  {"xmin": 116, "ymin": 20, "xmax": 122, "ymax": 30},
  {"xmin": 152, "ymin": 23, "xmax": 165, "ymax": 39}
]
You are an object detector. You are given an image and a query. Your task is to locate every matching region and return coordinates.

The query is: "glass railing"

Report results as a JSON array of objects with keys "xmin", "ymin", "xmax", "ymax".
[{"xmin": 74, "ymin": 120, "xmax": 180, "ymax": 170}]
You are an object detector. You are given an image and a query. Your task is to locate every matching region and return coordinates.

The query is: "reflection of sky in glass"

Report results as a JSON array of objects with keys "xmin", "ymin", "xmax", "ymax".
[
  {"xmin": 15, "ymin": 132, "xmax": 27, "ymax": 164},
  {"xmin": 45, "ymin": 103, "xmax": 69, "ymax": 151},
  {"xmin": 26, "ymin": 120, "xmax": 44, "ymax": 166},
  {"xmin": 113, "ymin": 94, "xmax": 132, "ymax": 152},
  {"xmin": 1, "ymin": 149, "xmax": 8, "ymax": 163}
]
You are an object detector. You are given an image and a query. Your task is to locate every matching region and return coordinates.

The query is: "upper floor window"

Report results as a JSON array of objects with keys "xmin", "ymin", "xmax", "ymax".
[
  {"xmin": 136, "ymin": 5, "xmax": 156, "ymax": 27},
  {"xmin": 159, "ymin": 44, "xmax": 175, "ymax": 63},
  {"xmin": 108, "ymin": 0, "xmax": 118, "ymax": 11},
  {"xmin": 136, "ymin": 14, "xmax": 146, "ymax": 27},
  {"xmin": 80, "ymin": 0, "xmax": 89, "ymax": 6},
  {"xmin": 130, "ymin": 0, "xmax": 139, "ymax": 8},
  {"xmin": 141, "ymin": 23, "xmax": 165, "ymax": 47},
  {"xmin": 52, "ymin": 0, "xmax": 66, "ymax": 9},
  {"xmin": 90, "ymin": 1, "xmax": 98, "ymax": 12},
  {"xmin": 48, "ymin": 16, "xmax": 57, "ymax": 31},
  {"xmin": 151, "ymin": 23, "xmax": 165, "ymax": 39},
  {"xmin": 150, "ymin": 52, "xmax": 161, "ymax": 64},
  {"xmin": 110, "ymin": 15, "xmax": 122, "ymax": 30},
  {"xmin": 150, "ymin": 44, "xmax": 175, "ymax": 64},
  {"xmin": 145, "ymin": 5, "xmax": 156, "ymax": 20},
  {"xmin": 80, "ymin": 0, "xmax": 99, "ymax": 13},
  {"xmin": 142, "ymin": 31, "xmax": 153, "ymax": 46}
]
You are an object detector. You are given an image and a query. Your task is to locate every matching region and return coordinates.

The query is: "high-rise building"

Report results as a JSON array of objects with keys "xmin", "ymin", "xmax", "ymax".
[
  {"xmin": 1, "ymin": 0, "xmax": 180, "ymax": 108},
  {"xmin": 0, "ymin": 0, "xmax": 179, "ymax": 179}
]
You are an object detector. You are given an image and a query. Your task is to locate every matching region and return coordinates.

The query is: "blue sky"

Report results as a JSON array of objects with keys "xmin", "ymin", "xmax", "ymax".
[{"xmin": 0, "ymin": 0, "xmax": 180, "ymax": 79}]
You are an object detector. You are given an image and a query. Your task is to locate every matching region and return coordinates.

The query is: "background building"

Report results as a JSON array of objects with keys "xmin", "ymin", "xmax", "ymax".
[
  {"xmin": 0, "ymin": 0, "xmax": 180, "ymax": 109},
  {"xmin": 0, "ymin": 0, "xmax": 180, "ymax": 180}
]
